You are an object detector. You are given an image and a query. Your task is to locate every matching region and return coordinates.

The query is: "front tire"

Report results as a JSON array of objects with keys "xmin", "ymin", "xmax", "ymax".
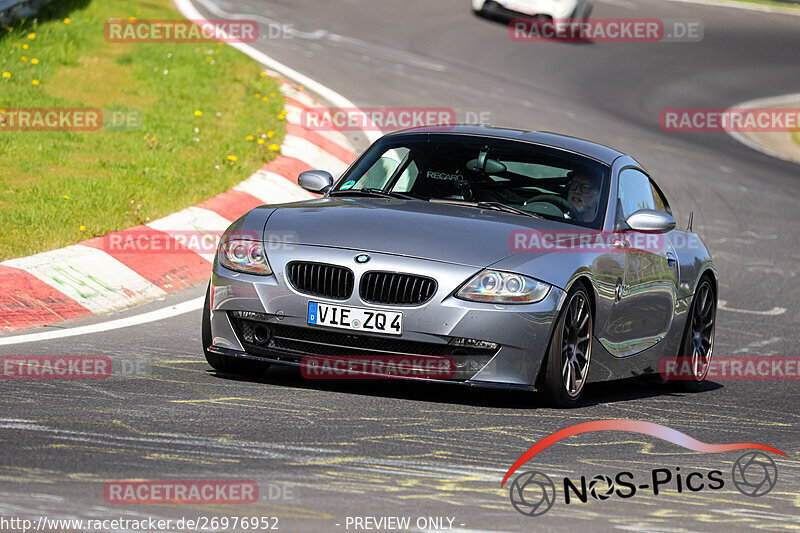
[
  {"xmin": 202, "ymin": 283, "xmax": 268, "ymax": 375},
  {"xmin": 673, "ymin": 278, "xmax": 716, "ymax": 391},
  {"xmin": 539, "ymin": 284, "xmax": 593, "ymax": 408}
]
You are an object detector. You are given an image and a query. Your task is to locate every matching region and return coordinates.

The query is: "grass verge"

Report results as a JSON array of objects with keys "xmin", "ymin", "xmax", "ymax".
[
  {"xmin": 0, "ymin": 0, "xmax": 287, "ymax": 261},
  {"xmin": 700, "ymin": 0, "xmax": 800, "ymax": 12}
]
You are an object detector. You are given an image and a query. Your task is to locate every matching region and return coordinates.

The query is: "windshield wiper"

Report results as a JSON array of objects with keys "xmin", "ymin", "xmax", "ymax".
[
  {"xmin": 476, "ymin": 201, "xmax": 542, "ymax": 219},
  {"xmin": 330, "ymin": 188, "xmax": 423, "ymax": 201}
]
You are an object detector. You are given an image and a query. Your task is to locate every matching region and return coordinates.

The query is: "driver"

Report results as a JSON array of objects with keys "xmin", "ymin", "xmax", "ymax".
[{"xmin": 566, "ymin": 171, "xmax": 601, "ymax": 222}]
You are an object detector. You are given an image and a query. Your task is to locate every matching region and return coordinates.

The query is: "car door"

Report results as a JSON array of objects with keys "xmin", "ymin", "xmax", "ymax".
[{"xmin": 611, "ymin": 168, "xmax": 678, "ymax": 356}]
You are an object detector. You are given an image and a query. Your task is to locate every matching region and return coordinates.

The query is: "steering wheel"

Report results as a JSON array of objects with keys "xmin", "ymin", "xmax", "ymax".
[{"xmin": 524, "ymin": 194, "xmax": 581, "ymax": 220}]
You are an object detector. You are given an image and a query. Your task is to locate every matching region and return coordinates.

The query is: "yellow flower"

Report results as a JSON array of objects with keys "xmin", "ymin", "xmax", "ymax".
[
  {"xmin": 226, "ymin": 155, "xmax": 238, "ymax": 162},
  {"xmin": 256, "ymin": 138, "xmax": 265, "ymax": 145},
  {"xmin": 22, "ymin": 44, "xmax": 28, "ymax": 49},
  {"xmin": 193, "ymin": 110, "xmax": 203, "ymax": 116},
  {"xmin": 245, "ymin": 135, "xmax": 254, "ymax": 141},
  {"xmin": 259, "ymin": 72, "xmax": 267, "ymax": 77},
  {"xmin": 31, "ymin": 79, "xmax": 39, "ymax": 85},
  {"xmin": 2, "ymin": 72, "xmax": 10, "ymax": 79},
  {"xmin": 128, "ymin": 17, "xmax": 137, "ymax": 22},
  {"xmin": 269, "ymin": 92, "xmax": 275, "ymax": 97},
  {"xmin": 277, "ymin": 114, "xmax": 285, "ymax": 121},
  {"xmin": 27, "ymin": 32, "xmax": 35, "ymax": 40},
  {"xmin": 205, "ymin": 56, "xmax": 212, "ymax": 62},
  {"xmin": 20, "ymin": 56, "xmax": 27, "ymax": 62},
  {"xmin": 79, "ymin": 225, "xmax": 86, "ymax": 231},
  {"xmin": 62, "ymin": 195, "xmax": 69, "ymax": 199},
  {"xmin": 254, "ymin": 93, "xmax": 261, "ymax": 99},
  {"xmin": 31, "ymin": 58, "xmax": 39, "ymax": 65},
  {"xmin": 64, "ymin": 18, "xmax": 71, "ymax": 24},
  {"xmin": 267, "ymin": 130, "xmax": 275, "ymax": 138},
  {"xmin": 298, "ymin": 85, "xmax": 304, "ymax": 91},
  {"xmin": 262, "ymin": 96, "xmax": 269, "ymax": 102},
  {"xmin": 268, "ymin": 144, "xmax": 280, "ymax": 152}
]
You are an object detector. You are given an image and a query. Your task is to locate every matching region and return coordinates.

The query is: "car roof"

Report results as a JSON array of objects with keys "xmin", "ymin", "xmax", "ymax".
[{"xmin": 384, "ymin": 124, "xmax": 625, "ymax": 165}]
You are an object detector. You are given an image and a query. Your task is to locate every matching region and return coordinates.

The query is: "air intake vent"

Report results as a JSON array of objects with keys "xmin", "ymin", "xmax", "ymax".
[
  {"xmin": 360, "ymin": 271, "xmax": 437, "ymax": 305},
  {"xmin": 286, "ymin": 262, "xmax": 354, "ymax": 299}
]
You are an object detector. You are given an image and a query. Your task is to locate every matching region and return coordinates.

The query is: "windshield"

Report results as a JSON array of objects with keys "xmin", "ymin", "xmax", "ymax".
[{"xmin": 331, "ymin": 134, "xmax": 611, "ymax": 228}]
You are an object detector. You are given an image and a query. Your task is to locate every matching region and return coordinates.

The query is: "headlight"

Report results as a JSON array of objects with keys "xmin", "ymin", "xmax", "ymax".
[
  {"xmin": 456, "ymin": 270, "xmax": 550, "ymax": 304},
  {"xmin": 218, "ymin": 239, "xmax": 272, "ymax": 275}
]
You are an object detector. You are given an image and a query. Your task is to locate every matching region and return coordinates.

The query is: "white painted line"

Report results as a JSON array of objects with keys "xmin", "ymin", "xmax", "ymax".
[
  {"xmin": 724, "ymin": 92, "xmax": 800, "ymax": 163},
  {"xmin": 3, "ymin": 245, "xmax": 168, "ymax": 314},
  {"xmin": 284, "ymin": 104, "xmax": 357, "ymax": 153},
  {"xmin": 147, "ymin": 206, "xmax": 233, "ymax": 262},
  {"xmin": 279, "ymin": 83, "xmax": 318, "ymax": 108},
  {"xmin": 0, "ymin": 297, "xmax": 204, "ymax": 346},
  {"xmin": 596, "ymin": 0, "xmax": 637, "ymax": 8},
  {"xmin": 663, "ymin": 0, "xmax": 800, "ymax": 15},
  {"xmin": 282, "ymin": 134, "xmax": 350, "ymax": 175},
  {"xmin": 718, "ymin": 299, "xmax": 786, "ymax": 316},
  {"xmin": 234, "ymin": 170, "xmax": 314, "ymax": 204},
  {"xmin": 173, "ymin": 0, "xmax": 383, "ymax": 143}
]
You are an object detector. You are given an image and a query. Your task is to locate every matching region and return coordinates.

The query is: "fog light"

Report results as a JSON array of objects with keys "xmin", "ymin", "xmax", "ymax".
[{"xmin": 253, "ymin": 325, "xmax": 271, "ymax": 344}]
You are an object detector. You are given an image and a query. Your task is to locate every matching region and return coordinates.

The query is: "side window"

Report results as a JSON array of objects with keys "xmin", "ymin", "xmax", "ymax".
[
  {"xmin": 617, "ymin": 169, "xmax": 656, "ymax": 220},
  {"xmin": 650, "ymin": 180, "xmax": 671, "ymax": 215}
]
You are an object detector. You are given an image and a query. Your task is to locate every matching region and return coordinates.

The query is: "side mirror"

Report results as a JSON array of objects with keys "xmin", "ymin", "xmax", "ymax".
[
  {"xmin": 298, "ymin": 170, "xmax": 334, "ymax": 194},
  {"xmin": 624, "ymin": 209, "xmax": 676, "ymax": 233}
]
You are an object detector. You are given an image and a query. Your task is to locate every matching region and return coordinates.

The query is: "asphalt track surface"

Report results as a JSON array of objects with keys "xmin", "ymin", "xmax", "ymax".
[{"xmin": 2, "ymin": 0, "xmax": 800, "ymax": 531}]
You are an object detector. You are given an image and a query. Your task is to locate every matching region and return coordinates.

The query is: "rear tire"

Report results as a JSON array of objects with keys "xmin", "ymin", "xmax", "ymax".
[
  {"xmin": 538, "ymin": 284, "xmax": 593, "ymax": 408},
  {"xmin": 202, "ymin": 283, "xmax": 268, "ymax": 375}
]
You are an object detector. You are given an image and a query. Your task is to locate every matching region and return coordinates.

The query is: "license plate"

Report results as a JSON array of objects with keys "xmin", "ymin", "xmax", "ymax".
[{"xmin": 307, "ymin": 302, "xmax": 403, "ymax": 335}]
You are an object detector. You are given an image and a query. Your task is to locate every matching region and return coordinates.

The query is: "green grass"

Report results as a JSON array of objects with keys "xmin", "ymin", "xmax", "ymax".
[
  {"xmin": 0, "ymin": 0, "xmax": 287, "ymax": 260},
  {"xmin": 792, "ymin": 130, "xmax": 800, "ymax": 147},
  {"xmin": 704, "ymin": 0, "xmax": 800, "ymax": 11}
]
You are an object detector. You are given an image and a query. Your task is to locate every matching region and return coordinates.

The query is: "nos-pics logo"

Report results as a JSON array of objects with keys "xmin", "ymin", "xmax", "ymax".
[{"xmin": 503, "ymin": 420, "xmax": 783, "ymax": 517}]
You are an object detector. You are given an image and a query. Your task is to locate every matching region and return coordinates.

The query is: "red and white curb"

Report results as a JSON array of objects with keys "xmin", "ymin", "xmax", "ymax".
[{"xmin": 0, "ymin": 74, "xmax": 357, "ymax": 332}]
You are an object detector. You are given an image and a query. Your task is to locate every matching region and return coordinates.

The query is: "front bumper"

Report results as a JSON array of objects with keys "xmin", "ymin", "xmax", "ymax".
[
  {"xmin": 208, "ymin": 245, "xmax": 564, "ymax": 389},
  {"xmin": 480, "ymin": 0, "xmax": 590, "ymax": 20}
]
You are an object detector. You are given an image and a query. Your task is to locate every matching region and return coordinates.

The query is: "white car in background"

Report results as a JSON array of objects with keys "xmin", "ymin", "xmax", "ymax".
[{"xmin": 472, "ymin": 0, "xmax": 593, "ymax": 21}]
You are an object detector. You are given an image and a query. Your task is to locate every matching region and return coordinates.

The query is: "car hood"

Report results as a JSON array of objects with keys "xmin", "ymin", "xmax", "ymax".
[{"xmin": 263, "ymin": 197, "xmax": 578, "ymax": 268}]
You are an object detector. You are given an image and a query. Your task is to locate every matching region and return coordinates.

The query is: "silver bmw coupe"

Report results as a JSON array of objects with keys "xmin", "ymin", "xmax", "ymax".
[{"xmin": 202, "ymin": 125, "xmax": 717, "ymax": 407}]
